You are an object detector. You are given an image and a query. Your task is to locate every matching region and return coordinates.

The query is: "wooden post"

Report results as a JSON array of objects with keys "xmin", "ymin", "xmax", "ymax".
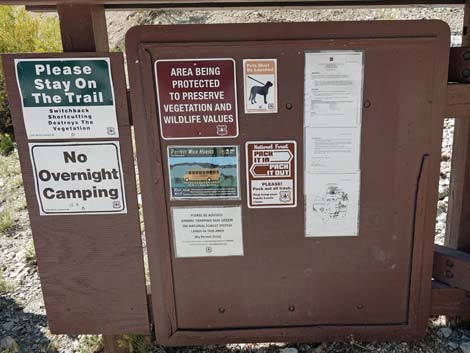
[
  {"xmin": 58, "ymin": 3, "xmax": 122, "ymax": 352},
  {"xmin": 446, "ymin": 0, "xmax": 470, "ymax": 251},
  {"xmin": 57, "ymin": 4, "xmax": 109, "ymax": 52},
  {"xmin": 103, "ymin": 336, "xmax": 126, "ymax": 353}
]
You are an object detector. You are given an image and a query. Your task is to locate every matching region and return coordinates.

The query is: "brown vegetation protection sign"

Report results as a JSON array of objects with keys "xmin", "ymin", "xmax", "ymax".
[{"xmin": 155, "ymin": 58, "xmax": 238, "ymax": 139}]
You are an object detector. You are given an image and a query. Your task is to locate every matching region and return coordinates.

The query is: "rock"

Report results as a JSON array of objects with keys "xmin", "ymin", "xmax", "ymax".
[
  {"xmin": 0, "ymin": 336, "xmax": 18, "ymax": 352},
  {"xmin": 460, "ymin": 342, "xmax": 470, "ymax": 353},
  {"xmin": 448, "ymin": 341, "xmax": 459, "ymax": 350},
  {"xmin": 439, "ymin": 327, "xmax": 452, "ymax": 338},
  {"xmin": 442, "ymin": 153, "xmax": 451, "ymax": 161},
  {"xmin": 279, "ymin": 348, "xmax": 298, "ymax": 353},
  {"xmin": 439, "ymin": 184, "xmax": 449, "ymax": 200},
  {"xmin": 2, "ymin": 320, "xmax": 15, "ymax": 331}
]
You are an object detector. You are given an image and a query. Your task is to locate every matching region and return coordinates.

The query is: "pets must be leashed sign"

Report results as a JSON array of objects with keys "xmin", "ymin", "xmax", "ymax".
[{"xmin": 243, "ymin": 59, "xmax": 278, "ymax": 114}]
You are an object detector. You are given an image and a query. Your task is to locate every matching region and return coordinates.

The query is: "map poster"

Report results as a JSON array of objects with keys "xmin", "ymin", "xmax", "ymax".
[
  {"xmin": 167, "ymin": 146, "xmax": 240, "ymax": 200},
  {"xmin": 304, "ymin": 173, "xmax": 360, "ymax": 237}
]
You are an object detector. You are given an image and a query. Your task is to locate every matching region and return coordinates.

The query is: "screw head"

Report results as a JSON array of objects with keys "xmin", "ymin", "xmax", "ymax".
[
  {"xmin": 286, "ymin": 103, "xmax": 293, "ymax": 110},
  {"xmin": 218, "ymin": 307, "xmax": 225, "ymax": 313},
  {"xmin": 464, "ymin": 51, "xmax": 470, "ymax": 61},
  {"xmin": 363, "ymin": 100, "xmax": 371, "ymax": 108},
  {"xmin": 463, "ymin": 69, "xmax": 470, "ymax": 78},
  {"xmin": 288, "ymin": 305, "xmax": 295, "ymax": 312},
  {"xmin": 356, "ymin": 304, "xmax": 364, "ymax": 310}
]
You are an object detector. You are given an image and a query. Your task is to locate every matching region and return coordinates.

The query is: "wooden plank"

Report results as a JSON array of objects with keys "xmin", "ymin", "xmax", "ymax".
[
  {"xmin": 434, "ymin": 245, "xmax": 470, "ymax": 291},
  {"xmin": 431, "ymin": 281, "xmax": 470, "ymax": 316},
  {"xmin": 1, "ymin": 52, "xmax": 150, "ymax": 334},
  {"xmin": 57, "ymin": 4, "xmax": 109, "ymax": 52},
  {"xmin": 446, "ymin": 0, "xmax": 470, "ymax": 251},
  {"xmin": 103, "ymin": 335, "xmax": 126, "ymax": 353},
  {"xmin": 447, "ymin": 84, "xmax": 470, "ymax": 120},
  {"xmin": 11, "ymin": 0, "xmax": 469, "ymax": 11}
]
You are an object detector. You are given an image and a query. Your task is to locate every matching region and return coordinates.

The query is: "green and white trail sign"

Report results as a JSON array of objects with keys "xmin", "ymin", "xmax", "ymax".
[{"xmin": 15, "ymin": 58, "xmax": 119, "ymax": 139}]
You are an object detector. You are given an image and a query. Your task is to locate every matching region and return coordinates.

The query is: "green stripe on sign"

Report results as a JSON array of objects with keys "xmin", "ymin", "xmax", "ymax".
[{"xmin": 16, "ymin": 59, "xmax": 114, "ymax": 107}]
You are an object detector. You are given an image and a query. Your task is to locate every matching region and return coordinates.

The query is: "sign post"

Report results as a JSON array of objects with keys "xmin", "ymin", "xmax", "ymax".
[{"xmin": 1, "ymin": 52, "xmax": 149, "ymax": 334}]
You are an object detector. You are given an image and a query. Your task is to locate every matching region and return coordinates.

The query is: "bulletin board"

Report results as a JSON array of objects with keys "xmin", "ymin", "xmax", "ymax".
[{"xmin": 126, "ymin": 20, "xmax": 449, "ymax": 345}]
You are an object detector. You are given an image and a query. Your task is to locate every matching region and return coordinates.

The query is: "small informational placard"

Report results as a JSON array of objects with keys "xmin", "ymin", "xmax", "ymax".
[
  {"xmin": 304, "ymin": 51, "xmax": 364, "ymax": 237},
  {"xmin": 15, "ymin": 58, "xmax": 118, "ymax": 139},
  {"xmin": 168, "ymin": 146, "xmax": 240, "ymax": 200},
  {"xmin": 155, "ymin": 58, "xmax": 238, "ymax": 139},
  {"xmin": 243, "ymin": 59, "xmax": 277, "ymax": 114},
  {"xmin": 171, "ymin": 206, "xmax": 243, "ymax": 258},
  {"xmin": 246, "ymin": 141, "xmax": 297, "ymax": 208},
  {"xmin": 29, "ymin": 142, "xmax": 126, "ymax": 215}
]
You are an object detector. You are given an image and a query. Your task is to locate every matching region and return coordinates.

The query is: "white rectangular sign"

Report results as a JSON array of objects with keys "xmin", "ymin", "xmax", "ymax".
[
  {"xmin": 16, "ymin": 58, "xmax": 119, "ymax": 139},
  {"xmin": 171, "ymin": 206, "xmax": 243, "ymax": 258},
  {"xmin": 29, "ymin": 142, "xmax": 127, "ymax": 215},
  {"xmin": 304, "ymin": 51, "xmax": 364, "ymax": 237}
]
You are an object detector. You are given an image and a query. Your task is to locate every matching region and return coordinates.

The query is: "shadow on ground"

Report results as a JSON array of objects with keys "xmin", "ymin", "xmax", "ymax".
[{"xmin": 0, "ymin": 295, "xmax": 58, "ymax": 353}]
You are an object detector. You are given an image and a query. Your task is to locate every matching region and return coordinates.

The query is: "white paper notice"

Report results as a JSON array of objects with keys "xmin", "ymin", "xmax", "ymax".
[
  {"xmin": 304, "ymin": 51, "xmax": 364, "ymax": 128},
  {"xmin": 171, "ymin": 206, "xmax": 244, "ymax": 258},
  {"xmin": 304, "ymin": 127, "xmax": 360, "ymax": 174},
  {"xmin": 304, "ymin": 51, "xmax": 364, "ymax": 237},
  {"xmin": 305, "ymin": 173, "xmax": 360, "ymax": 237}
]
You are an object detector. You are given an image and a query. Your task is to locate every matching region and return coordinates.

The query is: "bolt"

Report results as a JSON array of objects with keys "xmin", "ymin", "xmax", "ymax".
[
  {"xmin": 286, "ymin": 103, "xmax": 293, "ymax": 110},
  {"xmin": 288, "ymin": 305, "xmax": 295, "ymax": 312},
  {"xmin": 445, "ymin": 270, "xmax": 454, "ymax": 279},
  {"xmin": 356, "ymin": 304, "xmax": 364, "ymax": 310},
  {"xmin": 463, "ymin": 69, "xmax": 470, "ymax": 78},
  {"xmin": 218, "ymin": 307, "xmax": 225, "ymax": 313},
  {"xmin": 464, "ymin": 51, "xmax": 470, "ymax": 61},
  {"xmin": 363, "ymin": 100, "xmax": 371, "ymax": 108},
  {"xmin": 446, "ymin": 259, "xmax": 454, "ymax": 268},
  {"xmin": 197, "ymin": 131, "xmax": 203, "ymax": 136}
]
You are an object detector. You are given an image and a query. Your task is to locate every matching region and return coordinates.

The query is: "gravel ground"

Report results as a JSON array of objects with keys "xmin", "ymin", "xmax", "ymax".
[{"xmin": 0, "ymin": 6, "xmax": 467, "ymax": 353}]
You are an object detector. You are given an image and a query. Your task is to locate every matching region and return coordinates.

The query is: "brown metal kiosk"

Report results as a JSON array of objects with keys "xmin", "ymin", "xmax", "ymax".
[
  {"xmin": 126, "ymin": 20, "xmax": 448, "ymax": 344},
  {"xmin": 2, "ymin": 0, "xmax": 470, "ymax": 351}
]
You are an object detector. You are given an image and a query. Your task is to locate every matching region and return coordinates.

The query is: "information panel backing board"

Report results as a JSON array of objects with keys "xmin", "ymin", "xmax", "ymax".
[
  {"xmin": 2, "ymin": 52, "xmax": 149, "ymax": 334},
  {"xmin": 126, "ymin": 21, "xmax": 449, "ymax": 345}
]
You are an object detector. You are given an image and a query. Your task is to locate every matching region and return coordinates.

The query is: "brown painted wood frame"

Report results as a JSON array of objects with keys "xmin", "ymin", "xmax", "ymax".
[
  {"xmin": 2, "ymin": 0, "xmax": 468, "ymax": 10},
  {"xmin": 1, "ymin": 52, "xmax": 150, "ymax": 334},
  {"xmin": 126, "ymin": 21, "xmax": 449, "ymax": 345}
]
